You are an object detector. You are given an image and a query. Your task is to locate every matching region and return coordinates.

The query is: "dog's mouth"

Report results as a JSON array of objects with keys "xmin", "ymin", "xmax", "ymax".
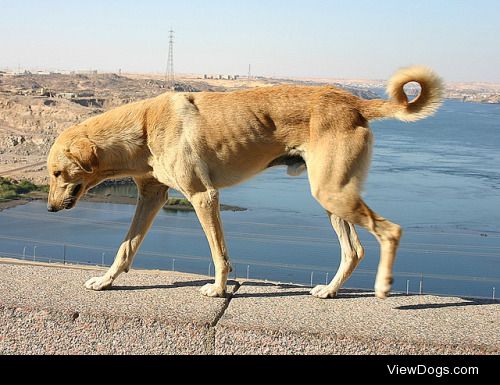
[{"xmin": 63, "ymin": 184, "xmax": 82, "ymax": 210}]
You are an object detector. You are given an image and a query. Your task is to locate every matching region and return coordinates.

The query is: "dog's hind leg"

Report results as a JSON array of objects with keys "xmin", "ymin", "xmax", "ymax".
[
  {"xmin": 189, "ymin": 189, "xmax": 231, "ymax": 298},
  {"xmin": 308, "ymin": 126, "xmax": 402, "ymax": 299},
  {"xmin": 310, "ymin": 214, "xmax": 364, "ymax": 298},
  {"xmin": 85, "ymin": 178, "xmax": 169, "ymax": 291}
]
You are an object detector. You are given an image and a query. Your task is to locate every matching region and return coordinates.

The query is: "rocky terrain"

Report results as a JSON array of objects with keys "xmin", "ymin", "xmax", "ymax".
[{"xmin": 0, "ymin": 72, "xmax": 218, "ymax": 183}]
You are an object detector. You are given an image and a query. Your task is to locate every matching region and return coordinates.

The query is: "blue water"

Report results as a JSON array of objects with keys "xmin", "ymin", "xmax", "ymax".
[{"xmin": 0, "ymin": 100, "xmax": 499, "ymax": 298}]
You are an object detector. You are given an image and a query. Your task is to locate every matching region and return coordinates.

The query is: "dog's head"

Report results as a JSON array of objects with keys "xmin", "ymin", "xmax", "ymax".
[{"xmin": 47, "ymin": 133, "xmax": 99, "ymax": 212}]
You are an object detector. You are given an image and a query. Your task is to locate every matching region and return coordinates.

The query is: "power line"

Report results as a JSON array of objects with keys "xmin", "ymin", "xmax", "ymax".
[
  {"xmin": 2, "ymin": 212, "xmax": 500, "ymax": 258},
  {"xmin": 4, "ymin": 208, "xmax": 500, "ymax": 248},
  {"xmin": 1, "ymin": 236, "xmax": 499, "ymax": 285}
]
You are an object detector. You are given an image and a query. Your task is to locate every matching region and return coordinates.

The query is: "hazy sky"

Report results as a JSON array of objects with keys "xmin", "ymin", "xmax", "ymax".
[{"xmin": 1, "ymin": 0, "xmax": 499, "ymax": 82}]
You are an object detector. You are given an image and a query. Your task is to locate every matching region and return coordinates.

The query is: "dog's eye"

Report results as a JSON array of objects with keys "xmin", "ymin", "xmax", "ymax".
[{"xmin": 53, "ymin": 171, "xmax": 62, "ymax": 178}]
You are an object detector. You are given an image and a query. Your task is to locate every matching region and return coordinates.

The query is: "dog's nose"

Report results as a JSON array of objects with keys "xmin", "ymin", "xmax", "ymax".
[{"xmin": 47, "ymin": 204, "xmax": 57, "ymax": 212}]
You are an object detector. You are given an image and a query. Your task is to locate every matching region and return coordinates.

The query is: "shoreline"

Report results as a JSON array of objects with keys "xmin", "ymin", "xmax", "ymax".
[
  {"xmin": 0, "ymin": 198, "xmax": 31, "ymax": 212},
  {"xmin": 0, "ymin": 191, "xmax": 247, "ymax": 213}
]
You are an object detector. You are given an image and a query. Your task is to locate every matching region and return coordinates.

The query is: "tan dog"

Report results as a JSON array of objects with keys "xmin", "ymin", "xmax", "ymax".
[{"xmin": 47, "ymin": 66, "xmax": 443, "ymax": 299}]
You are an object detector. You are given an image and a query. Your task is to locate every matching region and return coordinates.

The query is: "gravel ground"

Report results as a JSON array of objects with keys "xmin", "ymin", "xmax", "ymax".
[
  {"xmin": 216, "ymin": 281, "xmax": 499, "ymax": 355},
  {"xmin": 0, "ymin": 259, "xmax": 498, "ymax": 355},
  {"xmin": 0, "ymin": 260, "xmax": 236, "ymax": 354}
]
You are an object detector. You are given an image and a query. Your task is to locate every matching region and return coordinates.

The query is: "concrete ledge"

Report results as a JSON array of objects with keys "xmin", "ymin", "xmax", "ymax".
[
  {"xmin": 216, "ymin": 282, "xmax": 499, "ymax": 354},
  {"xmin": 0, "ymin": 260, "xmax": 236, "ymax": 354},
  {"xmin": 0, "ymin": 260, "xmax": 498, "ymax": 355}
]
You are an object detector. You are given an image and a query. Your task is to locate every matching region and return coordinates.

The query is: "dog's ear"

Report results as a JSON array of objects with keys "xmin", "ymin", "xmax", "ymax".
[{"xmin": 65, "ymin": 138, "xmax": 99, "ymax": 173}]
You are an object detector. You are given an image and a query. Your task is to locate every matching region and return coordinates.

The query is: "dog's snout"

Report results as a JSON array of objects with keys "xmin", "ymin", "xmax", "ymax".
[{"xmin": 47, "ymin": 204, "xmax": 58, "ymax": 213}]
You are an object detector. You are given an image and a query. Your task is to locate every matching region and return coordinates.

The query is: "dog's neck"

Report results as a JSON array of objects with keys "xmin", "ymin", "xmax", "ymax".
[
  {"xmin": 95, "ymin": 142, "xmax": 151, "ymax": 179},
  {"xmin": 82, "ymin": 109, "xmax": 150, "ymax": 179}
]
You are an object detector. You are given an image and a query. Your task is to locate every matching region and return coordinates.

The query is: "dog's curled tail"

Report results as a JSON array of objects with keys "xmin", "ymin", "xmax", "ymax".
[{"xmin": 360, "ymin": 65, "xmax": 444, "ymax": 122}]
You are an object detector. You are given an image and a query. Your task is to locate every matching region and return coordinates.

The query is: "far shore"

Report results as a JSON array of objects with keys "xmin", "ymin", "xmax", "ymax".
[
  {"xmin": 0, "ymin": 191, "xmax": 247, "ymax": 213},
  {"xmin": 0, "ymin": 198, "xmax": 31, "ymax": 212}
]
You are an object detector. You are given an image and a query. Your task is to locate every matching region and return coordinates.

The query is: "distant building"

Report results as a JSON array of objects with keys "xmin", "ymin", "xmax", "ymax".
[
  {"xmin": 41, "ymin": 89, "xmax": 56, "ymax": 97},
  {"xmin": 77, "ymin": 91, "xmax": 95, "ymax": 97},
  {"xmin": 202, "ymin": 74, "xmax": 239, "ymax": 81},
  {"xmin": 56, "ymin": 92, "xmax": 77, "ymax": 99},
  {"xmin": 70, "ymin": 70, "xmax": 98, "ymax": 76},
  {"xmin": 12, "ymin": 70, "xmax": 32, "ymax": 76}
]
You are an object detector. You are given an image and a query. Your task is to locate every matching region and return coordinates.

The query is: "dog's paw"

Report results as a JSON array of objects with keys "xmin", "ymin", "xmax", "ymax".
[
  {"xmin": 200, "ymin": 283, "xmax": 226, "ymax": 298},
  {"xmin": 85, "ymin": 276, "xmax": 113, "ymax": 291},
  {"xmin": 375, "ymin": 277, "xmax": 393, "ymax": 299},
  {"xmin": 310, "ymin": 285, "xmax": 337, "ymax": 299}
]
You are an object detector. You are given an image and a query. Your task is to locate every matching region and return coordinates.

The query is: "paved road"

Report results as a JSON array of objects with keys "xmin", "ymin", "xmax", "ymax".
[{"xmin": 0, "ymin": 161, "xmax": 46, "ymax": 176}]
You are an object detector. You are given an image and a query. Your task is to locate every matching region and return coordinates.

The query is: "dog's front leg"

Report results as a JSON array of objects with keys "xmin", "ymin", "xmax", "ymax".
[
  {"xmin": 85, "ymin": 179, "xmax": 169, "ymax": 291},
  {"xmin": 190, "ymin": 189, "xmax": 231, "ymax": 298}
]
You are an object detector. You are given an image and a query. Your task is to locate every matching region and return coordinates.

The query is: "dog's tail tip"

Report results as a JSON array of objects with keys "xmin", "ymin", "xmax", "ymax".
[{"xmin": 386, "ymin": 65, "xmax": 445, "ymax": 122}]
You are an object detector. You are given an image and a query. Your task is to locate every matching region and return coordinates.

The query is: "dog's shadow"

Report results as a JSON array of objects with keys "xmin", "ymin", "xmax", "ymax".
[
  {"xmin": 231, "ymin": 282, "xmax": 380, "ymax": 299},
  {"xmin": 111, "ymin": 279, "xmax": 498, "ymax": 308},
  {"xmin": 112, "ymin": 279, "xmax": 216, "ymax": 292},
  {"xmin": 112, "ymin": 279, "xmax": 383, "ymax": 300},
  {"xmin": 394, "ymin": 298, "xmax": 497, "ymax": 310}
]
